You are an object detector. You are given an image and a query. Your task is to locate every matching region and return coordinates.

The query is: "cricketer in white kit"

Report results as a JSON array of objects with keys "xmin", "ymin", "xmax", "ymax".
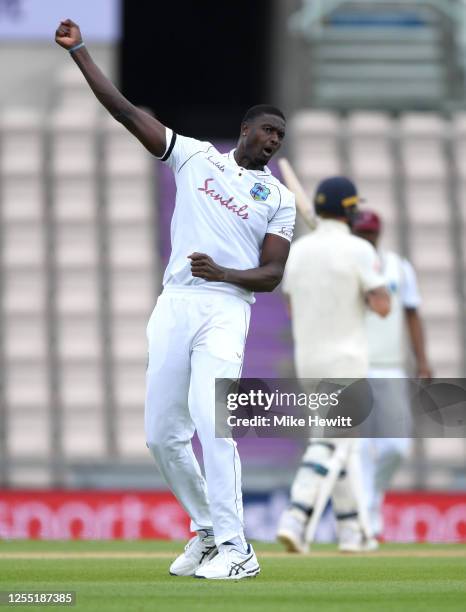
[
  {"xmin": 146, "ymin": 127, "xmax": 295, "ymax": 578},
  {"xmin": 353, "ymin": 210, "xmax": 432, "ymax": 536},
  {"xmin": 276, "ymin": 177, "xmax": 390, "ymax": 554},
  {"xmin": 55, "ymin": 18, "xmax": 296, "ymax": 580}
]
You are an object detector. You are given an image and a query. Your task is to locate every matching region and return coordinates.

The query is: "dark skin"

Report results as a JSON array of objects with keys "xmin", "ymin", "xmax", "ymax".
[
  {"xmin": 353, "ymin": 228, "xmax": 432, "ymax": 378},
  {"xmin": 234, "ymin": 114, "xmax": 285, "ymax": 170},
  {"xmin": 55, "ymin": 19, "xmax": 290, "ymax": 293},
  {"xmin": 189, "ymin": 113, "xmax": 288, "ymax": 291}
]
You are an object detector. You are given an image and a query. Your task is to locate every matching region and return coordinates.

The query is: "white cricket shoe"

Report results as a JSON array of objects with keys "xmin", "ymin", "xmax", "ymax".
[
  {"xmin": 169, "ymin": 532, "xmax": 217, "ymax": 576},
  {"xmin": 337, "ymin": 521, "xmax": 379, "ymax": 553},
  {"xmin": 339, "ymin": 536, "xmax": 379, "ymax": 553},
  {"xmin": 194, "ymin": 543, "xmax": 260, "ymax": 580},
  {"xmin": 276, "ymin": 509, "xmax": 308, "ymax": 553}
]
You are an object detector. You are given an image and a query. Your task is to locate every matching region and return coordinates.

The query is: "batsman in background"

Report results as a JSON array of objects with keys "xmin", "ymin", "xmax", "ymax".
[
  {"xmin": 277, "ymin": 177, "xmax": 390, "ymax": 553},
  {"xmin": 352, "ymin": 210, "xmax": 432, "ymax": 536},
  {"xmin": 55, "ymin": 20, "xmax": 296, "ymax": 579}
]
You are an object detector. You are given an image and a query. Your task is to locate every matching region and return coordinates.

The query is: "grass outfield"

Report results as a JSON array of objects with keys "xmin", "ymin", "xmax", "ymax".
[{"xmin": 0, "ymin": 541, "xmax": 465, "ymax": 611}]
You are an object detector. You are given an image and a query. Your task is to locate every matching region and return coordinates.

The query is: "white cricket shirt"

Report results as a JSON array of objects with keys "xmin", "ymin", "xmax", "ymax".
[
  {"xmin": 159, "ymin": 128, "xmax": 296, "ymax": 303},
  {"xmin": 283, "ymin": 219, "xmax": 386, "ymax": 378},
  {"xmin": 366, "ymin": 250, "xmax": 421, "ymax": 368}
]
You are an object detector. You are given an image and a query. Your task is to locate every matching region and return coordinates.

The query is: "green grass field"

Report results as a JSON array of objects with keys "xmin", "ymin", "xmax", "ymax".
[{"xmin": 0, "ymin": 540, "xmax": 465, "ymax": 612}]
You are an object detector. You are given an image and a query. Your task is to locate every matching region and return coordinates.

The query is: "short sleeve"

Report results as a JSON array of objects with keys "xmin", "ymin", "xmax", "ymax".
[
  {"xmin": 156, "ymin": 128, "xmax": 212, "ymax": 173},
  {"xmin": 354, "ymin": 240, "xmax": 386, "ymax": 292},
  {"xmin": 266, "ymin": 191, "xmax": 296, "ymax": 242},
  {"xmin": 281, "ymin": 240, "xmax": 300, "ymax": 294},
  {"xmin": 401, "ymin": 258, "xmax": 421, "ymax": 308},
  {"xmin": 281, "ymin": 252, "xmax": 291, "ymax": 294}
]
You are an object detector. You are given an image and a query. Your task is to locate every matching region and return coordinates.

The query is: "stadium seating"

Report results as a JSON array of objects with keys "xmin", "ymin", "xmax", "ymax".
[
  {"xmin": 346, "ymin": 112, "xmax": 398, "ymax": 250},
  {"xmin": 291, "ymin": 110, "xmax": 464, "ymax": 379},
  {"xmin": 102, "ymin": 114, "xmax": 159, "ymax": 459},
  {"xmin": 299, "ymin": 1, "xmax": 455, "ymax": 110},
  {"xmin": 290, "ymin": 110, "xmax": 465, "ymax": 488},
  {"xmin": 0, "ymin": 92, "xmax": 464, "ymax": 489},
  {"xmin": 0, "ymin": 77, "xmax": 159, "ymax": 481}
]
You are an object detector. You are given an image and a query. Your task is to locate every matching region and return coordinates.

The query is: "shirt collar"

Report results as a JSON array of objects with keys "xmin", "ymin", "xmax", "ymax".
[
  {"xmin": 226, "ymin": 149, "xmax": 272, "ymax": 176},
  {"xmin": 317, "ymin": 218, "xmax": 350, "ymax": 234}
]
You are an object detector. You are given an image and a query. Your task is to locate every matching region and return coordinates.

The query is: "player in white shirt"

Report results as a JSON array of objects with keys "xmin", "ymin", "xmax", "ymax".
[
  {"xmin": 56, "ymin": 20, "xmax": 296, "ymax": 579},
  {"xmin": 352, "ymin": 210, "xmax": 432, "ymax": 536},
  {"xmin": 276, "ymin": 177, "xmax": 390, "ymax": 553}
]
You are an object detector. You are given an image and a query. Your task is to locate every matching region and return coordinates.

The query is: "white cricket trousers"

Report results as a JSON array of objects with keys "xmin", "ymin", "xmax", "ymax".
[{"xmin": 145, "ymin": 287, "xmax": 251, "ymax": 547}]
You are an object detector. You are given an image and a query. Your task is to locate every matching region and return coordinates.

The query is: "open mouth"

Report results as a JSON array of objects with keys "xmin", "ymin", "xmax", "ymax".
[{"xmin": 262, "ymin": 147, "xmax": 273, "ymax": 158}]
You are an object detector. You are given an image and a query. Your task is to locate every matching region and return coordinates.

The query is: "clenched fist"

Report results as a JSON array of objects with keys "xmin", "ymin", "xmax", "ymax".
[
  {"xmin": 188, "ymin": 253, "xmax": 227, "ymax": 282},
  {"xmin": 55, "ymin": 18, "xmax": 82, "ymax": 50}
]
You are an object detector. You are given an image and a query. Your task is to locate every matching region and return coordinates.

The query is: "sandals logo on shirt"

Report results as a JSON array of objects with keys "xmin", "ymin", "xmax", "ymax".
[{"xmin": 250, "ymin": 183, "xmax": 271, "ymax": 202}]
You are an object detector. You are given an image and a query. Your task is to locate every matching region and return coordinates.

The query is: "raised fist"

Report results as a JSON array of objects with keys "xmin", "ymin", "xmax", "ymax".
[{"xmin": 55, "ymin": 18, "xmax": 82, "ymax": 50}]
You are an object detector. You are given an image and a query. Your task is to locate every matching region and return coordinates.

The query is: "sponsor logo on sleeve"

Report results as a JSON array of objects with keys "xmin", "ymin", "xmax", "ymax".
[{"xmin": 278, "ymin": 227, "xmax": 293, "ymax": 239}]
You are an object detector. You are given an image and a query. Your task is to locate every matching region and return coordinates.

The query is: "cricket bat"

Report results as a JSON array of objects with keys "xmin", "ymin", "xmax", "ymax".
[
  {"xmin": 304, "ymin": 440, "xmax": 351, "ymax": 547},
  {"xmin": 277, "ymin": 158, "xmax": 318, "ymax": 231}
]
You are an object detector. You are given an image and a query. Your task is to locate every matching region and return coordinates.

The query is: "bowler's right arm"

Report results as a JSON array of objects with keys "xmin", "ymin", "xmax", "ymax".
[{"xmin": 55, "ymin": 19, "xmax": 166, "ymax": 158}]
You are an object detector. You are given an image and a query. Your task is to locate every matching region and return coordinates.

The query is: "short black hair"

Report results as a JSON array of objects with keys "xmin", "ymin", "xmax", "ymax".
[{"xmin": 242, "ymin": 104, "xmax": 286, "ymax": 124}]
